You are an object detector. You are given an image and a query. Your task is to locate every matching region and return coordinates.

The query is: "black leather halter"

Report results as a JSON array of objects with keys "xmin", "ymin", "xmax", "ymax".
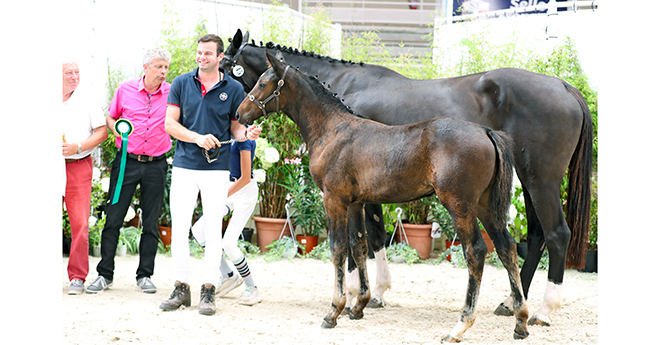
[{"xmin": 246, "ymin": 65, "xmax": 290, "ymax": 120}]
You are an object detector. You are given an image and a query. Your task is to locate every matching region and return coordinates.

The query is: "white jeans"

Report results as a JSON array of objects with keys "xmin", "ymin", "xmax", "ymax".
[
  {"xmin": 192, "ymin": 179, "xmax": 259, "ymax": 262},
  {"xmin": 170, "ymin": 167, "xmax": 229, "ymax": 285}
]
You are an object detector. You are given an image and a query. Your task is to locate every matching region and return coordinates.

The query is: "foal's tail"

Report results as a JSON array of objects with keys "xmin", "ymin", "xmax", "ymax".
[
  {"xmin": 564, "ymin": 83, "xmax": 594, "ymax": 269},
  {"xmin": 485, "ymin": 129, "xmax": 515, "ymax": 228}
]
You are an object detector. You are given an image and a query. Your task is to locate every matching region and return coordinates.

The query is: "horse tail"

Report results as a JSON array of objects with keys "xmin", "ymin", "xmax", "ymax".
[
  {"xmin": 484, "ymin": 128, "xmax": 515, "ymax": 228},
  {"xmin": 564, "ymin": 83, "xmax": 594, "ymax": 269}
]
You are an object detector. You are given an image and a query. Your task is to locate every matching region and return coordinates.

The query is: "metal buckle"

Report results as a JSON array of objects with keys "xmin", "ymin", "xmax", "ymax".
[{"xmin": 136, "ymin": 155, "xmax": 153, "ymax": 162}]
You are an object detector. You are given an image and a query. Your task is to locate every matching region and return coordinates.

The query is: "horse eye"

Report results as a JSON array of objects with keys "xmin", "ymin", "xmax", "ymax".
[{"xmin": 259, "ymin": 82, "xmax": 266, "ymax": 89}]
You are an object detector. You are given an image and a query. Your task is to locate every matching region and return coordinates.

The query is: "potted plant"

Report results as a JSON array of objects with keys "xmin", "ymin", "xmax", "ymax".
[
  {"xmin": 386, "ymin": 242, "xmax": 422, "ymax": 265},
  {"xmin": 381, "ymin": 203, "xmax": 399, "ymax": 247},
  {"xmin": 122, "ymin": 226, "xmax": 142, "ymax": 255},
  {"xmin": 263, "ymin": 236, "xmax": 303, "ymax": 263},
  {"xmin": 158, "ymin": 159, "xmax": 173, "ymax": 249},
  {"xmin": 116, "ymin": 228, "xmax": 128, "ymax": 256},
  {"xmin": 88, "ymin": 213, "xmax": 105, "ymax": 257},
  {"xmin": 399, "ymin": 197, "xmax": 435, "ymax": 259},
  {"xmin": 287, "ymin": 167, "xmax": 327, "ymax": 254},
  {"xmin": 251, "ymin": 117, "xmax": 303, "ymax": 252},
  {"xmin": 428, "ymin": 200, "xmax": 461, "ymax": 262}
]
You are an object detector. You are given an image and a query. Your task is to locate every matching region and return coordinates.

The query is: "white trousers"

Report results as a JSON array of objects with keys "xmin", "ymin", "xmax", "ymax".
[
  {"xmin": 192, "ymin": 179, "xmax": 258, "ymax": 261},
  {"xmin": 170, "ymin": 167, "xmax": 229, "ymax": 285}
]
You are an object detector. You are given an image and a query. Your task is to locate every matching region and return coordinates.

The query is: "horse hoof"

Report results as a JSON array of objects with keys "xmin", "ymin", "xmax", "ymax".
[
  {"xmin": 443, "ymin": 335, "xmax": 461, "ymax": 343},
  {"xmin": 528, "ymin": 314, "xmax": 551, "ymax": 327},
  {"xmin": 321, "ymin": 319, "xmax": 336, "ymax": 329},
  {"xmin": 348, "ymin": 310, "xmax": 364, "ymax": 320},
  {"xmin": 494, "ymin": 303, "xmax": 514, "ymax": 316},
  {"xmin": 341, "ymin": 306, "xmax": 351, "ymax": 315},
  {"xmin": 514, "ymin": 329, "xmax": 530, "ymax": 340},
  {"xmin": 367, "ymin": 296, "xmax": 385, "ymax": 308}
]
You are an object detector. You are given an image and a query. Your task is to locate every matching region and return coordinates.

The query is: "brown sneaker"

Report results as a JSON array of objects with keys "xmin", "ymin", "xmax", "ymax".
[
  {"xmin": 199, "ymin": 283, "xmax": 216, "ymax": 315},
  {"xmin": 159, "ymin": 281, "xmax": 191, "ymax": 311}
]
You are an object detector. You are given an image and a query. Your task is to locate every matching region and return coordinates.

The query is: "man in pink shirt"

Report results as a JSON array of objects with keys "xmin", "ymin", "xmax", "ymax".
[{"xmin": 87, "ymin": 47, "xmax": 172, "ymax": 294}]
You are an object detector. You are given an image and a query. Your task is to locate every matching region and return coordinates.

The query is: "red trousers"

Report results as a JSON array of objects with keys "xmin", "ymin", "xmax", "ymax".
[{"xmin": 63, "ymin": 156, "xmax": 93, "ymax": 282}]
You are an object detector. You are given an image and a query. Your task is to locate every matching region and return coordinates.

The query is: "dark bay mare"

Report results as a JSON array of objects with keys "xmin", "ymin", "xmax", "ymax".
[
  {"xmin": 222, "ymin": 29, "xmax": 593, "ymax": 326},
  {"xmin": 236, "ymin": 52, "xmax": 529, "ymax": 341}
]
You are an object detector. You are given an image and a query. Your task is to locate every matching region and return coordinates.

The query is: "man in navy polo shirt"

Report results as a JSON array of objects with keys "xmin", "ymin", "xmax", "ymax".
[{"xmin": 160, "ymin": 34, "xmax": 261, "ymax": 316}]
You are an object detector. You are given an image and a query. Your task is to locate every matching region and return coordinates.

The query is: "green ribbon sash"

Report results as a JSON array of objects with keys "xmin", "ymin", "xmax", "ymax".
[{"xmin": 112, "ymin": 119, "xmax": 133, "ymax": 205}]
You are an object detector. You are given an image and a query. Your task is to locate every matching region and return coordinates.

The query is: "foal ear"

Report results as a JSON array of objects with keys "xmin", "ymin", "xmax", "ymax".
[
  {"xmin": 275, "ymin": 50, "xmax": 286, "ymax": 63},
  {"xmin": 232, "ymin": 29, "xmax": 243, "ymax": 49},
  {"xmin": 265, "ymin": 52, "xmax": 286, "ymax": 75}
]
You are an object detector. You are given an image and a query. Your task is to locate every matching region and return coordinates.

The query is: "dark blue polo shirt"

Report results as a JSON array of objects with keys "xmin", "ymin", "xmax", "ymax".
[
  {"xmin": 229, "ymin": 138, "xmax": 255, "ymax": 180},
  {"xmin": 167, "ymin": 67, "xmax": 244, "ymax": 171}
]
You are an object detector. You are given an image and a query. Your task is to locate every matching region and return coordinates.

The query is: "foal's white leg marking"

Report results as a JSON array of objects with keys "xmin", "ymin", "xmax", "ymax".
[
  {"xmin": 530, "ymin": 281, "xmax": 563, "ymax": 326},
  {"xmin": 448, "ymin": 314, "xmax": 476, "ymax": 342},
  {"xmin": 372, "ymin": 248, "xmax": 391, "ymax": 299},
  {"xmin": 346, "ymin": 267, "xmax": 359, "ymax": 308}
]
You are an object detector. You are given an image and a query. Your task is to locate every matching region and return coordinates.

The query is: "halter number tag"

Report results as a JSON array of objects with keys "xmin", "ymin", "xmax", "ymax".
[{"xmin": 233, "ymin": 65, "xmax": 244, "ymax": 77}]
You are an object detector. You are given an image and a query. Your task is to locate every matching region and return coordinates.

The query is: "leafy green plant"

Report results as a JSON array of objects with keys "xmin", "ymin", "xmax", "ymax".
[
  {"xmin": 306, "ymin": 239, "xmax": 331, "ymax": 262},
  {"xmin": 429, "ymin": 200, "xmax": 456, "ymax": 241},
  {"xmin": 386, "ymin": 242, "xmax": 422, "ymax": 265},
  {"xmin": 237, "ymin": 239, "xmax": 261, "ymax": 259},
  {"xmin": 121, "ymin": 226, "xmax": 142, "ymax": 254},
  {"xmin": 381, "ymin": 203, "xmax": 400, "ymax": 234},
  {"xmin": 508, "ymin": 183, "xmax": 527, "ymax": 243},
  {"xmin": 264, "ymin": 237, "xmax": 303, "ymax": 263},
  {"xmin": 437, "ymin": 244, "xmax": 466, "ymax": 268},
  {"xmin": 63, "ymin": 210, "xmax": 71, "ymax": 239},
  {"xmin": 401, "ymin": 198, "xmax": 432, "ymax": 225},
  {"xmin": 287, "ymin": 170, "xmax": 327, "ymax": 236}
]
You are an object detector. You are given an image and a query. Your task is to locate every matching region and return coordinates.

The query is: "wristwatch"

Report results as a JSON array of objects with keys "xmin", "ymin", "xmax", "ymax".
[{"xmin": 77, "ymin": 143, "xmax": 83, "ymax": 154}]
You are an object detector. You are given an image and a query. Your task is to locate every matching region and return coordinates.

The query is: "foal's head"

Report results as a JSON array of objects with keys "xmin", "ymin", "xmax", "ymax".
[{"xmin": 236, "ymin": 52, "xmax": 290, "ymax": 125}]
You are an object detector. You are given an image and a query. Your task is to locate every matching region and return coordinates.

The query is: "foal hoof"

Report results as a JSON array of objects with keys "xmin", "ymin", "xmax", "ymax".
[
  {"xmin": 443, "ymin": 335, "xmax": 461, "ymax": 343},
  {"xmin": 321, "ymin": 318, "xmax": 337, "ymax": 329},
  {"xmin": 494, "ymin": 303, "xmax": 514, "ymax": 316},
  {"xmin": 514, "ymin": 329, "xmax": 530, "ymax": 340},
  {"xmin": 528, "ymin": 314, "xmax": 551, "ymax": 327},
  {"xmin": 348, "ymin": 308, "xmax": 364, "ymax": 320},
  {"xmin": 367, "ymin": 296, "xmax": 385, "ymax": 308}
]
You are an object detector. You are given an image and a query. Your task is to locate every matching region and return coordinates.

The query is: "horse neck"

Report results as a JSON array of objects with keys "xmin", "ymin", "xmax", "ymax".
[{"xmin": 282, "ymin": 75, "xmax": 349, "ymax": 150}]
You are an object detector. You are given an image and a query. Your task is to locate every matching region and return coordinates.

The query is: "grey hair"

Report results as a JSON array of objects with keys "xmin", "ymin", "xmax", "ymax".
[{"xmin": 143, "ymin": 47, "xmax": 171, "ymax": 66}]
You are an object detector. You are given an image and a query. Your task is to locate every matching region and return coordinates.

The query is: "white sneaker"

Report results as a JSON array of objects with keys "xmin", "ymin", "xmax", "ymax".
[
  {"xmin": 239, "ymin": 286, "xmax": 262, "ymax": 306},
  {"xmin": 215, "ymin": 274, "xmax": 243, "ymax": 297}
]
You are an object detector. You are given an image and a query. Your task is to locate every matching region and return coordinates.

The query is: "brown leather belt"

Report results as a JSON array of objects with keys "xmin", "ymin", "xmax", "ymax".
[
  {"xmin": 65, "ymin": 155, "xmax": 90, "ymax": 164},
  {"xmin": 127, "ymin": 153, "xmax": 166, "ymax": 162}
]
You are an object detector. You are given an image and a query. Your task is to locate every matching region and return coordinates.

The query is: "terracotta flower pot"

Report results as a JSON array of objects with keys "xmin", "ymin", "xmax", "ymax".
[
  {"xmin": 480, "ymin": 228, "xmax": 495, "ymax": 255},
  {"xmin": 253, "ymin": 216, "xmax": 294, "ymax": 253},
  {"xmin": 158, "ymin": 225, "xmax": 172, "ymax": 248},
  {"xmin": 296, "ymin": 235, "xmax": 319, "ymax": 254},
  {"xmin": 401, "ymin": 223, "xmax": 433, "ymax": 260}
]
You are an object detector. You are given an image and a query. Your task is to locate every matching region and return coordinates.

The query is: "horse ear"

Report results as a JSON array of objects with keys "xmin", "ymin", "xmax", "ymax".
[
  {"xmin": 266, "ymin": 52, "xmax": 285, "ymax": 75},
  {"xmin": 243, "ymin": 30, "xmax": 250, "ymax": 44},
  {"xmin": 232, "ymin": 29, "xmax": 243, "ymax": 49},
  {"xmin": 275, "ymin": 50, "xmax": 286, "ymax": 63}
]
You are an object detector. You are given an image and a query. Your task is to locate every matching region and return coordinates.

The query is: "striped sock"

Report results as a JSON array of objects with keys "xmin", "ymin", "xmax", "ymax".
[{"xmin": 233, "ymin": 256, "xmax": 256, "ymax": 288}]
